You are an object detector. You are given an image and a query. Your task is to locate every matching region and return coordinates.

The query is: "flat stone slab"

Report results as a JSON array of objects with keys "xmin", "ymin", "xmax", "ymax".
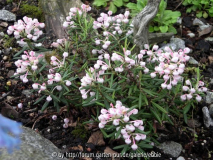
[
  {"xmin": 0, "ymin": 10, "xmax": 16, "ymax": 21},
  {"xmin": 156, "ymin": 141, "xmax": 182, "ymax": 157},
  {"xmin": 0, "ymin": 126, "xmax": 67, "ymax": 160}
]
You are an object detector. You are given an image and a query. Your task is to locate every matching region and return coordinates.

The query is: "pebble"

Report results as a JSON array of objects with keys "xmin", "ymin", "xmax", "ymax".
[
  {"xmin": 193, "ymin": 18, "xmax": 205, "ymax": 26},
  {"xmin": 177, "ymin": 156, "xmax": 185, "ymax": 160},
  {"xmin": 187, "ymin": 32, "xmax": 195, "ymax": 38},
  {"xmin": 0, "ymin": 9, "xmax": 16, "ymax": 21},
  {"xmin": 3, "ymin": 56, "xmax": 8, "ymax": 60}
]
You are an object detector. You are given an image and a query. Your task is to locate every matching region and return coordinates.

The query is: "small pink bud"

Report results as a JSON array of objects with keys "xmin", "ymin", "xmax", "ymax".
[
  {"xmin": 52, "ymin": 115, "xmax": 57, "ymax": 120},
  {"xmin": 64, "ymin": 118, "xmax": 69, "ymax": 124},
  {"xmin": 18, "ymin": 103, "xmax": 23, "ymax": 109}
]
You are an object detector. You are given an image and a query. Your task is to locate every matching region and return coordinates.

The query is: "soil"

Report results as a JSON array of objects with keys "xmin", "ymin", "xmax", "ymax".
[{"xmin": 0, "ymin": 0, "xmax": 213, "ymax": 160}]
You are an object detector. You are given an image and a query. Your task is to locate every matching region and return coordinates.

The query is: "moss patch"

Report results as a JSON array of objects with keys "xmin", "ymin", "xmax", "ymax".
[{"xmin": 20, "ymin": 3, "xmax": 44, "ymax": 22}]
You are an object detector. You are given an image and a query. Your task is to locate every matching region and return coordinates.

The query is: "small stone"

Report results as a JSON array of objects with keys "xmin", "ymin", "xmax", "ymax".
[
  {"xmin": 199, "ymin": 24, "xmax": 212, "ymax": 31},
  {"xmin": 0, "ymin": 10, "xmax": 16, "ymax": 21},
  {"xmin": 7, "ymin": 96, "xmax": 14, "ymax": 101},
  {"xmin": 7, "ymin": 70, "xmax": 14, "ymax": 77},
  {"xmin": 187, "ymin": 33, "xmax": 195, "ymax": 38},
  {"xmin": 22, "ymin": 90, "xmax": 32, "ymax": 97},
  {"xmin": 187, "ymin": 119, "xmax": 201, "ymax": 128},
  {"xmin": 0, "ymin": 22, "xmax": 8, "ymax": 27},
  {"xmin": 202, "ymin": 106, "xmax": 213, "ymax": 127},
  {"xmin": 208, "ymin": 56, "xmax": 213, "ymax": 64},
  {"xmin": 196, "ymin": 40, "xmax": 210, "ymax": 52},
  {"xmin": 189, "ymin": 57, "xmax": 199, "ymax": 65},
  {"xmin": 209, "ymin": 104, "xmax": 213, "ymax": 118},
  {"xmin": 0, "ymin": 32, "xmax": 4, "ymax": 36},
  {"xmin": 0, "ymin": 126, "xmax": 67, "ymax": 160},
  {"xmin": 156, "ymin": 141, "xmax": 182, "ymax": 157},
  {"xmin": 177, "ymin": 156, "xmax": 185, "ymax": 160},
  {"xmin": 183, "ymin": 17, "xmax": 193, "ymax": 28},
  {"xmin": 3, "ymin": 56, "xmax": 8, "ymax": 60},
  {"xmin": 193, "ymin": 18, "xmax": 205, "ymax": 26},
  {"xmin": 205, "ymin": 37, "xmax": 213, "ymax": 42},
  {"xmin": 205, "ymin": 91, "xmax": 213, "ymax": 104}
]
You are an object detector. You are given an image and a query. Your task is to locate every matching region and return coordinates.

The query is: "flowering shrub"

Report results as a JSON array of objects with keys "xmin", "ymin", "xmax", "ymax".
[
  {"xmin": 8, "ymin": 4, "xmax": 208, "ymax": 154},
  {"xmin": 0, "ymin": 114, "xmax": 22, "ymax": 153},
  {"xmin": 98, "ymin": 101, "xmax": 148, "ymax": 152},
  {"xmin": 7, "ymin": 16, "xmax": 45, "ymax": 48}
]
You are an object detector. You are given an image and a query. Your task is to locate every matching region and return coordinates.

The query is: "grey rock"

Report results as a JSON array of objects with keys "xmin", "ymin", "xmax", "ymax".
[
  {"xmin": 199, "ymin": 24, "xmax": 212, "ymax": 31},
  {"xmin": 159, "ymin": 37, "xmax": 186, "ymax": 52},
  {"xmin": 0, "ymin": 21, "xmax": 8, "ymax": 27},
  {"xmin": 209, "ymin": 104, "xmax": 213, "ymax": 118},
  {"xmin": 210, "ymin": 78, "xmax": 213, "ymax": 84},
  {"xmin": 22, "ymin": 90, "xmax": 32, "ymax": 97},
  {"xmin": 189, "ymin": 57, "xmax": 199, "ymax": 65},
  {"xmin": 0, "ymin": 10, "xmax": 16, "ymax": 21},
  {"xmin": 187, "ymin": 32, "xmax": 195, "ymax": 38},
  {"xmin": 193, "ymin": 18, "xmax": 205, "ymax": 26},
  {"xmin": 40, "ymin": 0, "xmax": 83, "ymax": 38},
  {"xmin": 205, "ymin": 37, "xmax": 213, "ymax": 42},
  {"xmin": 7, "ymin": 70, "xmax": 14, "ymax": 77},
  {"xmin": 202, "ymin": 106, "xmax": 213, "ymax": 127},
  {"xmin": 205, "ymin": 91, "xmax": 213, "ymax": 104},
  {"xmin": 187, "ymin": 119, "xmax": 201, "ymax": 128},
  {"xmin": 176, "ymin": 17, "xmax": 182, "ymax": 25},
  {"xmin": 157, "ymin": 141, "xmax": 182, "ymax": 157},
  {"xmin": 0, "ymin": 31, "xmax": 4, "ymax": 37},
  {"xmin": 177, "ymin": 156, "xmax": 185, "ymax": 160},
  {"xmin": 0, "ymin": 126, "xmax": 67, "ymax": 160}
]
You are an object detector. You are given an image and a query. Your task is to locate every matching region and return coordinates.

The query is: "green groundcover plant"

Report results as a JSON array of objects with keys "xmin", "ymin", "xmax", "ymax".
[
  {"xmin": 183, "ymin": 0, "xmax": 213, "ymax": 18},
  {"xmin": 7, "ymin": 3, "xmax": 207, "ymax": 157},
  {"xmin": 93, "ymin": 0, "xmax": 129, "ymax": 13},
  {"xmin": 126, "ymin": 0, "xmax": 181, "ymax": 34}
]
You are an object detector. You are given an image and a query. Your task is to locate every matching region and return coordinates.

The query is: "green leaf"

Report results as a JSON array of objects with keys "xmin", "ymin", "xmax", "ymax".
[
  {"xmin": 196, "ymin": 11, "xmax": 203, "ymax": 18},
  {"xmin": 14, "ymin": 46, "xmax": 28, "ymax": 57},
  {"xmin": 113, "ymin": 0, "xmax": 123, "ymax": 7},
  {"xmin": 38, "ymin": 63, "xmax": 46, "ymax": 73},
  {"xmin": 139, "ymin": 92, "xmax": 142, "ymax": 109},
  {"xmin": 126, "ymin": 3, "xmax": 137, "ymax": 10},
  {"xmin": 151, "ymin": 102, "xmax": 168, "ymax": 113},
  {"xmin": 149, "ymin": 26, "xmax": 154, "ymax": 32},
  {"xmin": 203, "ymin": 11, "xmax": 208, "ymax": 18},
  {"xmin": 159, "ymin": 26, "xmax": 168, "ymax": 33},
  {"xmin": 142, "ymin": 88, "xmax": 156, "ymax": 96},
  {"xmin": 109, "ymin": 2, "xmax": 117, "ymax": 13},
  {"xmin": 93, "ymin": 0, "xmax": 108, "ymax": 7},
  {"xmin": 41, "ymin": 101, "xmax": 49, "ymax": 111},
  {"xmin": 34, "ymin": 95, "xmax": 46, "ymax": 105},
  {"xmin": 183, "ymin": 103, "xmax": 191, "ymax": 114},
  {"xmin": 115, "ymin": 127, "xmax": 122, "ymax": 139},
  {"xmin": 168, "ymin": 26, "xmax": 177, "ymax": 34},
  {"xmin": 113, "ymin": 144, "xmax": 128, "ymax": 149},
  {"xmin": 150, "ymin": 108, "xmax": 162, "ymax": 124},
  {"xmin": 184, "ymin": 113, "xmax": 188, "ymax": 124},
  {"xmin": 102, "ymin": 92, "xmax": 115, "ymax": 103},
  {"xmin": 154, "ymin": 26, "xmax": 159, "ymax": 31},
  {"xmin": 100, "ymin": 129, "xmax": 109, "ymax": 138}
]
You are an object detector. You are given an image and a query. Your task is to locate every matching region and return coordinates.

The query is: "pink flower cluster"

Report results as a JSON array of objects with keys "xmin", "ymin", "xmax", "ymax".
[
  {"xmin": 98, "ymin": 101, "xmax": 146, "ymax": 150},
  {"xmin": 63, "ymin": 4, "xmax": 91, "ymax": 28},
  {"xmin": 147, "ymin": 45, "xmax": 191, "ymax": 89},
  {"xmin": 31, "ymin": 53, "xmax": 71, "ymax": 99},
  {"xmin": 79, "ymin": 67, "xmax": 103, "ymax": 99},
  {"xmin": 14, "ymin": 51, "xmax": 43, "ymax": 83},
  {"xmin": 181, "ymin": 80, "xmax": 207, "ymax": 102},
  {"xmin": 7, "ymin": 16, "xmax": 45, "ymax": 41},
  {"xmin": 92, "ymin": 10, "xmax": 133, "ymax": 54},
  {"xmin": 51, "ymin": 39, "xmax": 66, "ymax": 48}
]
